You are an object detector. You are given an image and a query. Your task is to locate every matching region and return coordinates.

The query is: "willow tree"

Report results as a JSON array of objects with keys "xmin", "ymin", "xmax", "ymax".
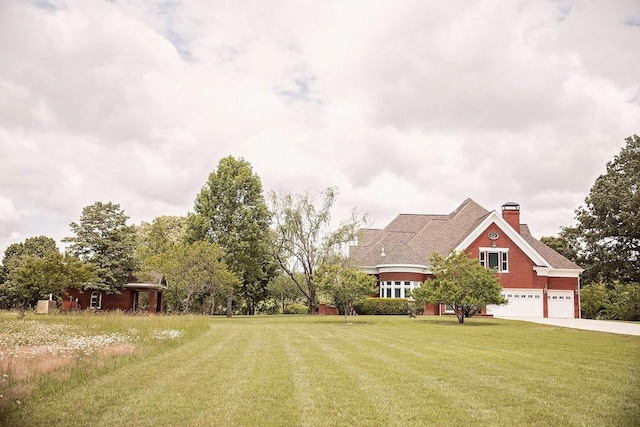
[{"xmin": 270, "ymin": 187, "xmax": 367, "ymax": 314}]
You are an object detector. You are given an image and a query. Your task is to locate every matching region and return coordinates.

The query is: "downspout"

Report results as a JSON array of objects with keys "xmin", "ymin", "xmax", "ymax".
[{"xmin": 577, "ymin": 276, "xmax": 581, "ymax": 319}]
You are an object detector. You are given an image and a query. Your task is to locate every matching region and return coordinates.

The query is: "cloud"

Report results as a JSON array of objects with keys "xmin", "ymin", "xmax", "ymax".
[{"xmin": 0, "ymin": 0, "xmax": 639, "ymax": 254}]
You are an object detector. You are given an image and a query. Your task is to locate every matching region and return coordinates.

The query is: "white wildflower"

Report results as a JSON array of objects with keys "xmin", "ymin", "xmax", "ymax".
[{"xmin": 151, "ymin": 329, "xmax": 183, "ymax": 340}]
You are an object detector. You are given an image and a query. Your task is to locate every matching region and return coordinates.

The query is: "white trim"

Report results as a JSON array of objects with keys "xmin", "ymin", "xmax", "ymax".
[
  {"xmin": 376, "ymin": 264, "xmax": 432, "ymax": 274},
  {"xmin": 361, "ymin": 266, "xmax": 379, "ymax": 275},
  {"xmin": 479, "ymin": 247, "xmax": 509, "ymax": 252},
  {"xmin": 533, "ymin": 267, "xmax": 583, "ymax": 278},
  {"xmin": 455, "ymin": 211, "xmax": 550, "ymax": 266}
]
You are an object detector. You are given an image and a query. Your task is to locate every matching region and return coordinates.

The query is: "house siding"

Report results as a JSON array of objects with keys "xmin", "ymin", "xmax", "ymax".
[{"xmin": 465, "ymin": 222, "xmax": 540, "ymax": 289}]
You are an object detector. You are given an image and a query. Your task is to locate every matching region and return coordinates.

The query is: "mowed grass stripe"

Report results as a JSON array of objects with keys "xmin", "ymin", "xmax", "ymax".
[
  {"xmin": 326, "ymin": 316, "xmax": 640, "ymax": 426},
  {"xmin": 18, "ymin": 323, "xmax": 237, "ymax": 426},
  {"xmin": 282, "ymin": 322, "xmax": 391, "ymax": 426},
  {"xmin": 2, "ymin": 315, "xmax": 639, "ymax": 426}
]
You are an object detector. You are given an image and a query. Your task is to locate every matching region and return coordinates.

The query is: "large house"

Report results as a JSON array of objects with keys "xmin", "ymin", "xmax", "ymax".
[{"xmin": 349, "ymin": 199, "xmax": 582, "ymax": 318}]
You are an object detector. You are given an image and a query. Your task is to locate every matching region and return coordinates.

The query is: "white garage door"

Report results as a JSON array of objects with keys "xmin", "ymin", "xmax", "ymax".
[
  {"xmin": 487, "ymin": 289, "xmax": 543, "ymax": 317},
  {"xmin": 547, "ymin": 290, "xmax": 574, "ymax": 318}
]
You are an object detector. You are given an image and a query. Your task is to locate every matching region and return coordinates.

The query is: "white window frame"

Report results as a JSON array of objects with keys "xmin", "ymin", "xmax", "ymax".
[
  {"xmin": 90, "ymin": 291, "xmax": 102, "ymax": 309},
  {"xmin": 479, "ymin": 247, "xmax": 509, "ymax": 273},
  {"xmin": 379, "ymin": 281, "xmax": 421, "ymax": 298}
]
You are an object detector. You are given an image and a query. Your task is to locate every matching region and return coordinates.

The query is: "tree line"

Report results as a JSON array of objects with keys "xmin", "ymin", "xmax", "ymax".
[
  {"xmin": 0, "ymin": 156, "xmax": 374, "ymax": 317},
  {"xmin": 1, "ymin": 136, "xmax": 638, "ymax": 320}
]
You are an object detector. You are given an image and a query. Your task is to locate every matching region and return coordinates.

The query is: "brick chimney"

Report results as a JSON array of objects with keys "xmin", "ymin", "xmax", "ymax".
[{"xmin": 502, "ymin": 202, "xmax": 520, "ymax": 233}]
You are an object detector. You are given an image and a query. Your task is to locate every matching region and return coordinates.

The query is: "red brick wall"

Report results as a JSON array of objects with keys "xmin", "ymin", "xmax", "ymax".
[
  {"xmin": 502, "ymin": 210, "xmax": 520, "ymax": 232},
  {"xmin": 378, "ymin": 272, "xmax": 427, "ymax": 282},
  {"xmin": 547, "ymin": 277, "xmax": 577, "ymax": 290},
  {"xmin": 465, "ymin": 223, "xmax": 540, "ymax": 289},
  {"xmin": 62, "ymin": 288, "xmax": 133, "ymax": 311}
]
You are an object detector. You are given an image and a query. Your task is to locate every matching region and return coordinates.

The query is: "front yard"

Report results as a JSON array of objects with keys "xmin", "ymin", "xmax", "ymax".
[{"xmin": 1, "ymin": 313, "xmax": 638, "ymax": 426}]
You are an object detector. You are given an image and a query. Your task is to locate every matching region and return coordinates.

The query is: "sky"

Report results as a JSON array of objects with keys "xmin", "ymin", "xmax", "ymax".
[{"xmin": 1, "ymin": 0, "xmax": 639, "ymax": 256}]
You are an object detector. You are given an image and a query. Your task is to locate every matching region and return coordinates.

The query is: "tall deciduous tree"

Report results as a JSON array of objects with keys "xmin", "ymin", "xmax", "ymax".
[
  {"xmin": 186, "ymin": 156, "xmax": 274, "ymax": 315},
  {"xmin": 1, "ymin": 236, "xmax": 59, "ymax": 282},
  {"xmin": 565, "ymin": 135, "xmax": 640, "ymax": 284},
  {"xmin": 137, "ymin": 216, "xmax": 187, "ymax": 261},
  {"xmin": 158, "ymin": 241, "xmax": 238, "ymax": 314},
  {"xmin": 270, "ymin": 187, "xmax": 368, "ymax": 314},
  {"xmin": 413, "ymin": 251, "xmax": 506, "ymax": 324},
  {"xmin": 316, "ymin": 262, "xmax": 377, "ymax": 323},
  {"xmin": 540, "ymin": 236, "xmax": 578, "ymax": 263},
  {"xmin": 64, "ymin": 202, "xmax": 138, "ymax": 293}
]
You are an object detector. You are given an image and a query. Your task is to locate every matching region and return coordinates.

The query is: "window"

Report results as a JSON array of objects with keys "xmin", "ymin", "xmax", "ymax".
[
  {"xmin": 90, "ymin": 291, "xmax": 102, "ymax": 309},
  {"xmin": 479, "ymin": 248, "xmax": 509, "ymax": 272},
  {"xmin": 379, "ymin": 280, "xmax": 421, "ymax": 298}
]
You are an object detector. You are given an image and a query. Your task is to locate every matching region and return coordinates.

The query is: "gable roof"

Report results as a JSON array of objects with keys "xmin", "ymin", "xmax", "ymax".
[
  {"xmin": 351, "ymin": 198, "xmax": 490, "ymax": 267},
  {"xmin": 520, "ymin": 225, "xmax": 581, "ymax": 270},
  {"xmin": 350, "ymin": 198, "xmax": 580, "ymax": 272}
]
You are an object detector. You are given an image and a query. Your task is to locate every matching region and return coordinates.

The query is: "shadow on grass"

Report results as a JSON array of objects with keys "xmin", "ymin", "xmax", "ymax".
[{"xmin": 417, "ymin": 318, "xmax": 504, "ymax": 327}]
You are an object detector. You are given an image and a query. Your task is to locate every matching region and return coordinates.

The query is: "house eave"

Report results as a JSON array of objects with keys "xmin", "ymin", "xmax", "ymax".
[
  {"xmin": 361, "ymin": 264, "xmax": 432, "ymax": 275},
  {"xmin": 533, "ymin": 267, "xmax": 584, "ymax": 278},
  {"xmin": 455, "ymin": 211, "xmax": 550, "ymax": 266}
]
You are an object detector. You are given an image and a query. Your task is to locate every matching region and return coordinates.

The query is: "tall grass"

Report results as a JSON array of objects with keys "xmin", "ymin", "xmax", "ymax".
[{"xmin": 1, "ymin": 313, "xmax": 639, "ymax": 426}]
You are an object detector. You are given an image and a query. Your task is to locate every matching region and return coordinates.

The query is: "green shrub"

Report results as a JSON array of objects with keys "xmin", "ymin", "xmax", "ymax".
[
  {"xmin": 581, "ymin": 282, "xmax": 640, "ymax": 321},
  {"xmin": 580, "ymin": 283, "xmax": 609, "ymax": 319},
  {"xmin": 353, "ymin": 298, "xmax": 412, "ymax": 315},
  {"xmin": 284, "ymin": 303, "xmax": 308, "ymax": 314}
]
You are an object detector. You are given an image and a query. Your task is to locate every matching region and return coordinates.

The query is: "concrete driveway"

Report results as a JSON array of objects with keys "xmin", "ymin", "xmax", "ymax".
[{"xmin": 498, "ymin": 317, "xmax": 640, "ymax": 336}]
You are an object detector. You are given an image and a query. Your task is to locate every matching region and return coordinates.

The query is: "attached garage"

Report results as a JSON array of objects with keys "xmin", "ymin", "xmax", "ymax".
[
  {"xmin": 547, "ymin": 290, "xmax": 574, "ymax": 318},
  {"xmin": 487, "ymin": 289, "xmax": 543, "ymax": 317}
]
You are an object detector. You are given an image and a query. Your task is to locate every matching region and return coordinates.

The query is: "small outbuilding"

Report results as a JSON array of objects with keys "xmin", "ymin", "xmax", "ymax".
[{"xmin": 62, "ymin": 272, "xmax": 168, "ymax": 313}]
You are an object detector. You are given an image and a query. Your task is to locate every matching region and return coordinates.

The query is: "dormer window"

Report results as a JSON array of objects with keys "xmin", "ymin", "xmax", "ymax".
[{"xmin": 479, "ymin": 247, "xmax": 508, "ymax": 272}]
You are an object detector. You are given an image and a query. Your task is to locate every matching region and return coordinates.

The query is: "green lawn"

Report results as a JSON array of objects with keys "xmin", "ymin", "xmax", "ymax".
[{"xmin": 1, "ymin": 314, "xmax": 639, "ymax": 426}]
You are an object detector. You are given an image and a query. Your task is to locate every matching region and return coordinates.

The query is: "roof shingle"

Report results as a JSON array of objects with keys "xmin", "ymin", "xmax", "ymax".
[{"xmin": 350, "ymin": 199, "xmax": 580, "ymax": 271}]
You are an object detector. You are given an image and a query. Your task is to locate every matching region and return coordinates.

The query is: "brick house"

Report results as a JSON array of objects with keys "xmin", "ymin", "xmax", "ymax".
[
  {"xmin": 349, "ymin": 199, "xmax": 583, "ymax": 318},
  {"xmin": 62, "ymin": 272, "xmax": 167, "ymax": 313}
]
